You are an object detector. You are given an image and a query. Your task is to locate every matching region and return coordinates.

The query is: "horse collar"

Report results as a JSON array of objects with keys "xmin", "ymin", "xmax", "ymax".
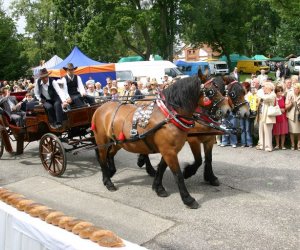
[{"xmin": 156, "ymin": 98, "xmax": 194, "ymax": 131}]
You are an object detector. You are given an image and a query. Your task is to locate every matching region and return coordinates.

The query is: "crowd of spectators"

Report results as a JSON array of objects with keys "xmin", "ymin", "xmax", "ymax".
[{"xmin": 219, "ymin": 68, "xmax": 300, "ymax": 152}]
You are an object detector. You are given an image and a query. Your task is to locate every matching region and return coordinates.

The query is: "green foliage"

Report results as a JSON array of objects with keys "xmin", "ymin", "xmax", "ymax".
[{"xmin": 0, "ymin": 9, "xmax": 27, "ymax": 80}]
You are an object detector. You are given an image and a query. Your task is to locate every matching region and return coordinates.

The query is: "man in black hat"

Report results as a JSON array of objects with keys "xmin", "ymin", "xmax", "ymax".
[
  {"xmin": 61, "ymin": 63, "xmax": 95, "ymax": 107},
  {"xmin": 34, "ymin": 68, "xmax": 68, "ymax": 129}
]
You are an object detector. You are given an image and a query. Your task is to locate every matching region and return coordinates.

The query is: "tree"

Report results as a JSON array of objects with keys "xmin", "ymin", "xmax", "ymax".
[
  {"xmin": 182, "ymin": 0, "xmax": 253, "ymax": 69},
  {"xmin": 11, "ymin": 0, "xmax": 69, "ymax": 65},
  {"xmin": 268, "ymin": 0, "xmax": 300, "ymax": 56},
  {"xmin": 0, "ymin": 8, "xmax": 27, "ymax": 80}
]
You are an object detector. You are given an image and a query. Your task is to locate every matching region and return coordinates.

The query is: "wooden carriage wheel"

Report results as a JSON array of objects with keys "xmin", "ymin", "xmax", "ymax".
[{"xmin": 39, "ymin": 133, "xmax": 66, "ymax": 177}]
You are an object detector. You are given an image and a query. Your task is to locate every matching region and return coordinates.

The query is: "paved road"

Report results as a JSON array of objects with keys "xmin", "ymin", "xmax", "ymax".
[{"xmin": 0, "ymin": 141, "xmax": 299, "ymax": 250}]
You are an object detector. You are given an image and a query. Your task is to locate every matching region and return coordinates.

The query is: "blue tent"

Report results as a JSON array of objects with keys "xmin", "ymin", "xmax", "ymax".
[{"xmin": 50, "ymin": 46, "xmax": 116, "ymax": 84}]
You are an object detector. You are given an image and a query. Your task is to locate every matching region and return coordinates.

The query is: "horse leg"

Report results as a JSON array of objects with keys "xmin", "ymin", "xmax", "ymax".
[
  {"xmin": 137, "ymin": 154, "xmax": 146, "ymax": 167},
  {"xmin": 107, "ymin": 146, "xmax": 118, "ymax": 178},
  {"xmin": 137, "ymin": 154, "xmax": 157, "ymax": 177},
  {"xmin": 183, "ymin": 137, "xmax": 202, "ymax": 179},
  {"xmin": 95, "ymin": 147, "xmax": 117, "ymax": 191},
  {"xmin": 152, "ymin": 157, "xmax": 168, "ymax": 197},
  {"xmin": 164, "ymin": 154, "xmax": 199, "ymax": 209},
  {"xmin": 203, "ymin": 138, "xmax": 220, "ymax": 186}
]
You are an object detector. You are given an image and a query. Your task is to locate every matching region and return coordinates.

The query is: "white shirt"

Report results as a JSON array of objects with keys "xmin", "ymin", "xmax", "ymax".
[
  {"xmin": 61, "ymin": 74, "xmax": 86, "ymax": 99},
  {"xmin": 34, "ymin": 79, "xmax": 67, "ymax": 102}
]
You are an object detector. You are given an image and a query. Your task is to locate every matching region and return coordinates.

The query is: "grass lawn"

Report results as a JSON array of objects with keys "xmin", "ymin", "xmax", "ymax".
[{"xmin": 240, "ymin": 72, "xmax": 275, "ymax": 82}]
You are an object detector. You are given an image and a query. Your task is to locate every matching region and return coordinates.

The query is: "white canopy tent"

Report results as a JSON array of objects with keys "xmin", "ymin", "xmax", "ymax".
[{"xmin": 32, "ymin": 55, "xmax": 63, "ymax": 77}]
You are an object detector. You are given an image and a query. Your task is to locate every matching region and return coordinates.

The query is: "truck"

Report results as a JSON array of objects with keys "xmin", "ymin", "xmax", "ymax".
[
  {"xmin": 237, "ymin": 60, "xmax": 270, "ymax": 74},
  {"xmin": 175, "ymin": 60, "xmax": 210, "ymax": 76},
  {"xmin": 208, "ymin": 61, "xmax": 229, "ymax": 75},
  {"xmin": 287, "ymin": 57, "xmax": 300, "ymax": 74},
  {"xmin": 115, "ymin": 60, "xmax": 188, "ymax": 85}
]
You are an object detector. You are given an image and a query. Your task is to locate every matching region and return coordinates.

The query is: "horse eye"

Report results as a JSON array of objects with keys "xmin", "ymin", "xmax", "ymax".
[{"xmin": 229, "ymin": 92, "xmax": 236, "ymax": 98}]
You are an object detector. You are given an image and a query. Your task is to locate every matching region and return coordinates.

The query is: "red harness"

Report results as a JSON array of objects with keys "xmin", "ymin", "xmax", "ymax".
[{"xmin": 156, "ymin": 99, "xmax": 194, "ymax": 131}]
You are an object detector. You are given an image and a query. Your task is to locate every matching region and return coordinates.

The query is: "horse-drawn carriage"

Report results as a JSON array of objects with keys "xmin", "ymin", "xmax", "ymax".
[
  {"xmin": 1, "ymin": 70, "xmax": 250, "ymax": 209},
  {"xmin": 0, "ymin": 102, "xmax": 103, "ymax": 176}
]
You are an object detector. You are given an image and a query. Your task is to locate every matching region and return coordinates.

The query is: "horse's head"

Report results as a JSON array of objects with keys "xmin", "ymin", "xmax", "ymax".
[
  {"xmin": 223, "ymin": 76, "xmax": 250, "ymax": 118},
  {"xmin": 198, "ymin": 78, "xmax": 231, "ymax": 119}
]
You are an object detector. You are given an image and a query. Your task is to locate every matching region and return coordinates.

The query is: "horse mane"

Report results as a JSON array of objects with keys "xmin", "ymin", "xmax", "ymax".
[{"xmin": 162, "ymin": 75, "xmax": 202, "ymax": 113}]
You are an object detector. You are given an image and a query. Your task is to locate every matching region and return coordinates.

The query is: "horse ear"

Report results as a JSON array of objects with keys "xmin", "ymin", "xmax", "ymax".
[{"xmin": 197, "ymin": 68, "xmax": 207, "ymax": 82}]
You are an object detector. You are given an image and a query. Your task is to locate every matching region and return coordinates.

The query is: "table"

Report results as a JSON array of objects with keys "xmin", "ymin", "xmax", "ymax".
[{"xmin": 0, "ymin": 201, "xmax": 145, "ymax": 250}]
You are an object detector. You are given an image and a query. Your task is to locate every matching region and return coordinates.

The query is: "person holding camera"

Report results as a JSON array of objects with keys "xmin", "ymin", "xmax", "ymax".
[{"xmin": 285, "ymin": 83, "xmax": 300, "ymax": 150}]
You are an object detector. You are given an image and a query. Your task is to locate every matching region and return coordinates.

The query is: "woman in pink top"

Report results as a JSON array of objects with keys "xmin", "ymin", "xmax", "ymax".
[{"xmin": 272, "ymin": 85, "xmax": 289, "ymax": 149}]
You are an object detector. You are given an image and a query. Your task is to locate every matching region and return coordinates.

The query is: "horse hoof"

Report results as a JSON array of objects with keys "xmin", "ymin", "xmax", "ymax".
[
  {"xmin": 186, "ymin": 200, "xmax": 199, "ymax": 209},
  {"xmin": 210, "ymin": 178, "xmax": 220, "ymax": 186},
  {"xmin": 106, "ymin": 184, "xmax": 117, "ymax": 191},
  {"xmin": 153, "ymin": 186, "xmax": 169, "ymax": 197}
]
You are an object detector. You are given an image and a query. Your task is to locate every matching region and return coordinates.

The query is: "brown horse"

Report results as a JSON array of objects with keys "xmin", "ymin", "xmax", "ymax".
[
  {"xmin": 138, "ymin": 75, "xmax": 250, "ymax": 186},
  {"xmin": 92, "ymin": 72, "xmax": 231, "ymax": 209}
]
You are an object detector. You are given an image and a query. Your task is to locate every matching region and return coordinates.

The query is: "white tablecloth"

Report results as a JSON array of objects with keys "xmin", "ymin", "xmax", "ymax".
[{"xmin": 0, "ymin": 201, "xmax": 145, "ymax": 250}]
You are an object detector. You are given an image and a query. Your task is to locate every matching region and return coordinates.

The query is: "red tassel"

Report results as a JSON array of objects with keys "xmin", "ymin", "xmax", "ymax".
[
  {"xmin": 91, "ymin": 123, "xmax": 96, "ymax": 131},
  {"xmin": 203, "ymin": 97, "xmax": 212, "ymax": 106},
  {"xmin": 118, "ymin": 132, "xmax": 125, "ymax": 141}
]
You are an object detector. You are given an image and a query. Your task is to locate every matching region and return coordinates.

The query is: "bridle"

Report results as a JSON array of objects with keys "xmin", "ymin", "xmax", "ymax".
[
  {"xmin": 225, "ymin": 80, "xmax": 248, "ymax": 114},
  {"xmin": 200, "ymin": 78, "xmax": 226, "ymax": 119}
]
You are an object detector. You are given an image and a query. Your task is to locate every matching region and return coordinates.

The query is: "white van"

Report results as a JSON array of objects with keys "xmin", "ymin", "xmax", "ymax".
[
  {"xmin": 115, "ymin": 60, "xmax": 188, "ymax": 85},
  {"xmin": 287, "ymin": 57, "xmax": 300, "ymax": 74},
  {"xmin": 208, "ymin": 61, "xmax": 229, "ymax": 75}
]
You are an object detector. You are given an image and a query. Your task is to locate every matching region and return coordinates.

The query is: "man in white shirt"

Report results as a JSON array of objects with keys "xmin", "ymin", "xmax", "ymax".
[
  {"xmin": 34, "ymin": 68, "xmax": 67, "ymax": 129},
  {"xmin": 61, "ymin": 63, "xmax": 95, "ymax": 108}
]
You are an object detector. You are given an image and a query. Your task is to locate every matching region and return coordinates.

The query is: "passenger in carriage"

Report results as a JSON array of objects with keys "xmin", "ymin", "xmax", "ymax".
[
  {"xmin": 0, "ymin": 87, "xmax": 26, "ymax": 127},
  {"xmin": 61, "ymin": 63, "xmax": 96, "ymax": 108},
  {"xmin": 34, "ymin": 68, "xmax": 68, "ymax": 129}
]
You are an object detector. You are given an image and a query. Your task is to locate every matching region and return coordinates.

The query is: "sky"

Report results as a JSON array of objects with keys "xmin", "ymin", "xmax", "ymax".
[{"xmin": 2, "ymin": 0, "xmax": 25, "ymax": 33}]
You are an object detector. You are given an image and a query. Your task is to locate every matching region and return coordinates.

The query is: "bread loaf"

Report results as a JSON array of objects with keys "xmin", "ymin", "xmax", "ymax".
[
  {"xmin": 64, "ymin": 219, "xmax": 84, "ymax": 232},
  {"xmin": 24, "ymin": 203, "xmax": 43, "ymax": 213},
  {"xmin": 7, "ymin": 196, "xmax": 26, "ymax": 206},
  {"xmin": 0, "ymin": 188, "xmax": 10, "ymax": 198},
  {"xmin": 38, "ymin": 208, "xmax": 56, "ymax": 220},
  {"xmin": 79, "ymin": 226, "xmax": 101, "ymax": 239},
  {"xmin": 51, "ymin": 215, "xmax": 65, "ymax": 226},
  {"xmin": 97, "ymin": 235, "xmax": 124, "ymax": 248},
  {"xmin": 16, "ymin": 199, "xmax": 35, "ymax": 211},
  {"xmin": 45, "ymin": 211, "xmax": 65, "ymax": 224},
  {"xmin": 28, "ymin": 205, "xmax": 49, "ymax": 217},
  {"xmin": 72, "ymin": 222, "xmax": 94, "ymax": 235},
  {"xmin": 89, "ymin": 229, "xmax": 116, "ymax": 242},
  {"xmin": 1, "ymin": 191, "xmax": 14, "ymax": 201},
  {"xmin": 57, "ymin": 216, "xmax": 76, "ymax": 229}
]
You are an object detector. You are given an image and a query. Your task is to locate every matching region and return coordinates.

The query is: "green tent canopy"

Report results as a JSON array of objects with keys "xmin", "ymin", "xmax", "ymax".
[
  {"xmin": 118, "ymin": 55, "xmax": 163, "ymax": 63},
  {"xmin": 251, "ymin": 55, "xmax": 270, "ymax": 60},
  {"xmin": 118, "ymin": 56, "xmax": 144, "ymax": 63},
  {"xmin": 269, "ymin": 56, "xmax": 287, "ymax": 62},
  {"xmin": 219, "ymin": 54, "xmax": 250, "ymax": 69}
]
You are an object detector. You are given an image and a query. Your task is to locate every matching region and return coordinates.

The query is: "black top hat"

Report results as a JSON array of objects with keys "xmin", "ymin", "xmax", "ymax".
[
  {"xmin": 39, "ymin": 68, "xmax": 50, "ymax": 78},
  {"xmin": 63, "ymin": 63, "xmax": 78, "ymax": 71}
]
